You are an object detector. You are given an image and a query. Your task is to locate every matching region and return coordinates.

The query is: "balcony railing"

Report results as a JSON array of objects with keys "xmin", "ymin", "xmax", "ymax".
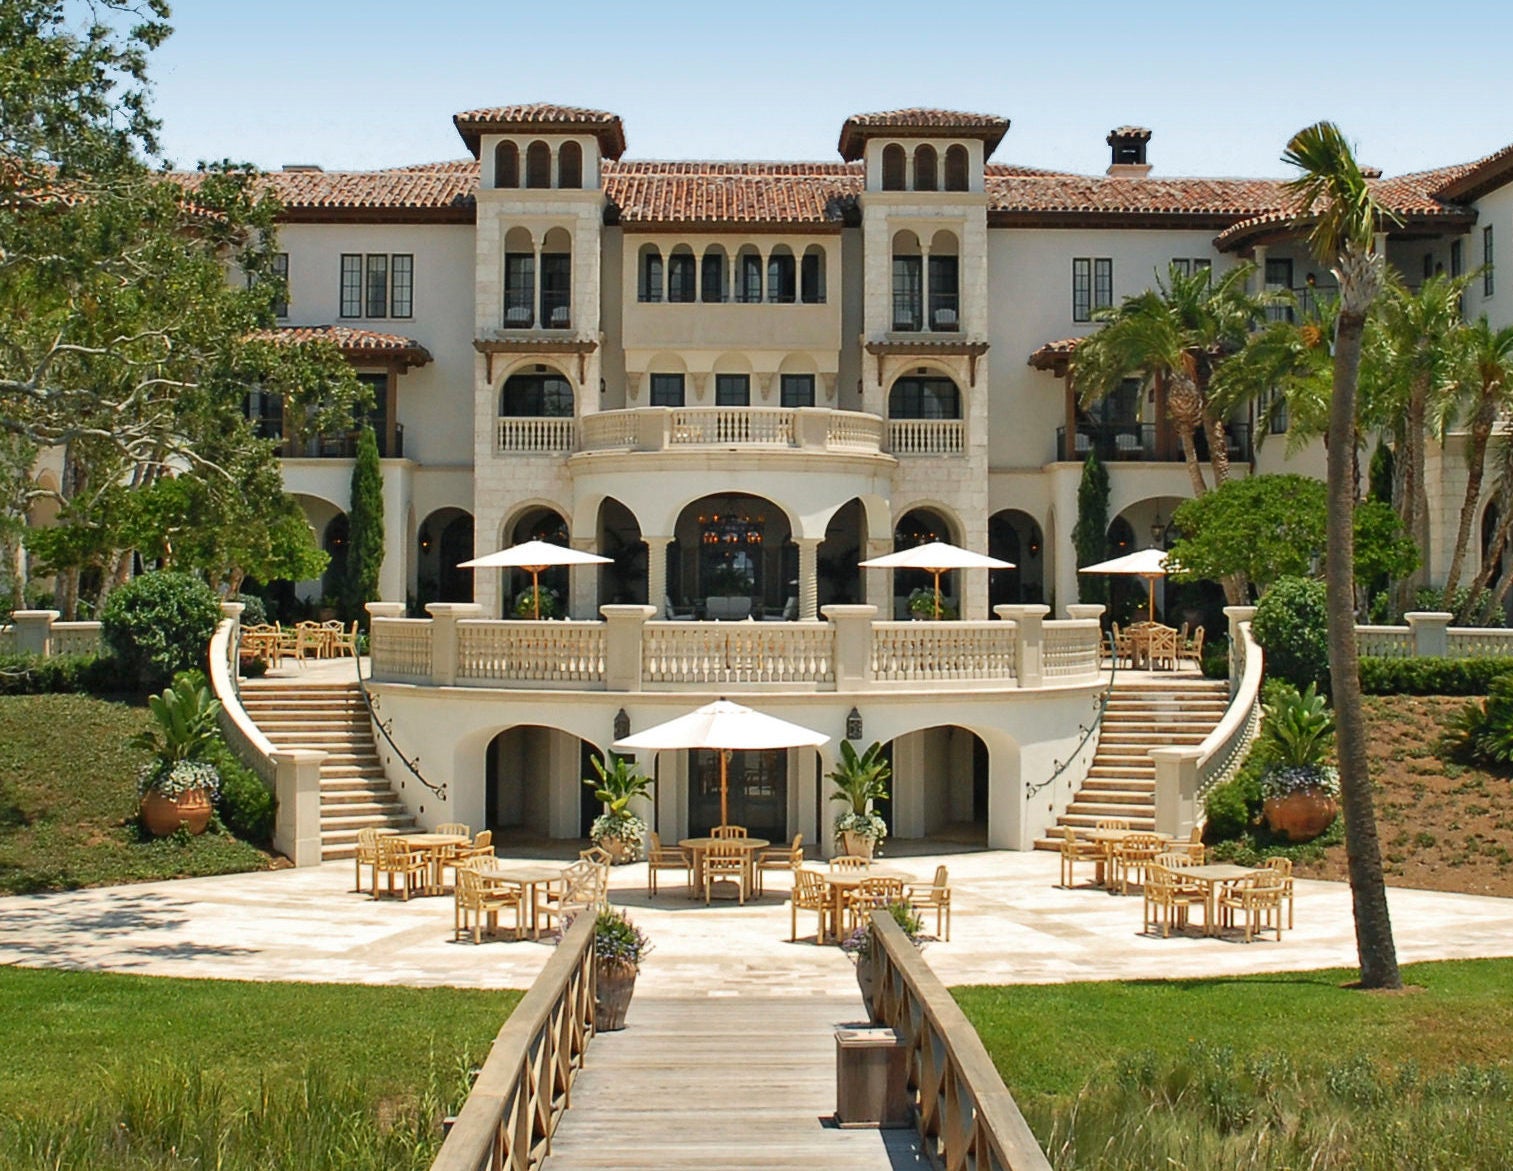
[
  {"xmin": 892, "ymin": 290, "xmax": 961, "ymax": 333},
  {"xmin": 888, "ymin": 418, "xmax": 964, "ymax": 456},
  {"xmin": 496, "ymin": 416, "xmax": 575, "ymax": 453},
  {"xmin": 1055, "ymin": 422, "xmax": 1251, "ymax": 464},
  {"xmin": 576, "ymin": 406, "xmax": 888, "ymax": 456},
  {"xmin": 277, "ymin": 424, "xmax": 404, "ymax": 459}
]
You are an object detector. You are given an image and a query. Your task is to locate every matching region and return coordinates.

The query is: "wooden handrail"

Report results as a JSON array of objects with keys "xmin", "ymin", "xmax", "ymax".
[
  {"xmin": 867, "ymin": 911, "xmax": 1052, "ymax": 1171},
  {"xmin": 431, "ymin": 914, "xmax": 596, "ymax": 1171}
]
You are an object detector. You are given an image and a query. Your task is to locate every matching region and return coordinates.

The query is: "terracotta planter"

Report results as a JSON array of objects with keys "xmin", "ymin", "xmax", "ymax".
[
  {"xmin": 601, "ymin": 837, "xmax": 636, "ymax": 865},
  {"xmin": 140, "ymin": 788, "xmax": 213, "ymax": 837},
  {"xmin": 596, "ymin": 960, "xmax": 638, "ymax": 1031},
  {"xmin": 840, "ymin": 830, "xmax": 876, "ymax": 861},
  {"xmin": 1263, "ymin": 789, "xmax": 1339, "ymax": 843}
]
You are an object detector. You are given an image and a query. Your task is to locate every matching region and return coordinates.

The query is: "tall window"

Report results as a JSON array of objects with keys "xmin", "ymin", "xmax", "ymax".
[
  {"xmin": 526, "ymin": 141, "xmax": 551, "ymax": 188},
  {"xmin": 340, "ymin": 254, "xmax": 362, "ymax": 318},
  {"xmin": 780, "ymin": 374, "xmax": 815, "ymax": 408},
  {"xmin": 914, "ymin": 145, "xmax": 937, "ymax": 191},
  {"xmin": 649, "ymin": 373, "xmax": 685, "ymax": 407},
  {"xmin": 505, "ymin": 253, "xmax": 535, "ymax": 326},
  {"xmin": 944, "ymin": 145, "xmax": 969, "ymax": 192},
  {"xmin": 639, "ymin": 247, "xmax": 663, "ymax": 303},
  {"xmin": 889, "ymin": 376, "xmax": 960, "ymax": 419},
  {"xmin": 892, "ymin": 255, "xmax": 923, "ymax": 330},
  {"xmin": 1265, "ymin": 257, "xmax": 1294, "ymax": 322},
  {"xmin": 800, "ymin": 249, "xmax": 824, "ymax": 303},
  {"xmin": 1486, "ymin": 225, "xmax": 1495, "ymax": 297},
  {"xmin": 558, "ymin": 141, "xmax": 582, "ymax": 189},
  {"xmin": 1170, "ymin": 258, "xmax": 1209, "ymax": 277},
  {"xmin": 364, "ymin": 254, "xmax": 387, "ymax": 318},
  {"xmin": 739, "ymin": 251, "xmax": 762, "ymax": 303},
  {"xmin": 668, "ymin": 251, "xmax": 697, "ymax": 303},
  {"xmin": 1073, "ymin": 258, "xmax": 1112, "ymax": 322},
  {"xmin": 494, "ymin": 141, "xmax": 519, "ymax": 188},
  {"xmin": 243, "ymin": 386, "xmax": 283, "ymax": 441},
  {"xmin": 767, "ymin": 250, "xmax": 795, "ymax": 303},
  {"xmin": 1094, "ymin": 258, "xmax": 1113, "ymax": 313},
  {"xmin": 715, "ymin": 374, "xmax": 750, "ymax": 406},
  {"xmin": 701, "ymin": 250, "xmax": 726, "ymax": 302},
  {"xmin": 339, "ymin": 253, "xmax": 413, "ymax": 319},
  {"xmin": 540, "ymin": 253, "xmax": 570, "ymax": 328},
  {"xmin": 390, "ymin": 254, "xmax": 412, "ymax": 319},
  {"xmin": 1451, "ymin": 238, "xmax": 1464, "ymax": 278},
  {"xmin": 881, "ymin": 144, "xmax": 906, "ymax": 191},
  {"xmin": 928, "ymin": 254, "xmax": 958, "ymax": 330}
]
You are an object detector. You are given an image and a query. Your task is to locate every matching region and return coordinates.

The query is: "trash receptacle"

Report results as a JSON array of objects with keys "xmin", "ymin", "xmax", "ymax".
[{"xmin": 835, "ymin": 1026, "xmax": 910, "ymax": 1128}]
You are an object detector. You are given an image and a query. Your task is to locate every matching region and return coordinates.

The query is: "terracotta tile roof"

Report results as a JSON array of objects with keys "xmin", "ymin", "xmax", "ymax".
[
  {"xmin": 452, "ymin": 103, "xmax": 626, "ymax": 159},
  {"xmin": 838, "ymin": 109, "xmax": 1010, "ymax": 160},
  {"xmin": 1027, "ymin": 336, "xmax": 1084, "ymax": 370},
  {"xmin": 240, "ymin": 162, "xmax": 479, "ymax": 221},
  {"xmin": 1428, "ymin": 143, "xmax": 1513, "ymax": 203},
  {"xmin": 249, "ymin": 324, "xmax": 432, "ymax": 367},
  {"xmin": 602, "ymin": 161, "xmax": 863, "ymax": 228},
  {"xmin": 986, "ymin": 173, "xmax": 1286, "ymax": 223}
]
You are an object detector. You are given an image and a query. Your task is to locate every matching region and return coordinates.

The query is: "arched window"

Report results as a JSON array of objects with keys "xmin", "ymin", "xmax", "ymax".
[
  {"xmin": 500, "ymin": 371, "xmax": 574, "ymax": 417},
  {"xmin": 558, "ymin": 141, "xmax": 582, "ymax": 189},
  {"xmin": 526, "ymin": 141, "xmax": 551, "ymax": 189},
  {"xmin": 881, "ymin": 144, "xmax": 906, "ymax": 191},
  {"xmin": 701, "ymin": 246, "xmax": 727, "ymax": 303},
  {"xmin": 668, "ymin": 245, "xmax": 697, "ymax": 303},
  {"xmin": 503, "ymin": 226, "xmax": 535, "ymax": 327},
  {"xmin": 540, "ymin": 227, "xmax": 572, "ymax": 329},
  {"xmin": 494, "ymin": 141, "xmax": 519, "ymax": 189},
  {"xmin": 736, "ymin": 245, "xmax": 762, "ymax": 303},
  {"xmin": 944, "ymin": 144, "xmax": 969, "ymax": 192},
  {"xmin": 891, "ymin": 231, "xmax": 922, "ymax": 331},
  {"xmin": 888, "ymin": 376, "xmax": 961, "ymax": 419},
  {"xmin": 638, "ymin": 245, "xmax": 664, "ymax": 303},
  {"xmin": 767, "ymin": 245, "xmax": 795, "ymax": 303},
  {"xmin": 914, "ymin": 145, "xmax": 937, "ymax": 191},
  {"xmin": 929, "ymin": 230, "xmax": 960, "ymax": 332},
  {"xmin": 800, "ymin": 245, "xmax": 825, "ymax": 304}
]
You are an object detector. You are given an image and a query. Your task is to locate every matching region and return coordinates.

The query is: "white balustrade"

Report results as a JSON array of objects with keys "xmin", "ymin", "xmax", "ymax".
[
  {"xmin": 1042, "ymin": 621, "xmax": 1102, "ymax": 679},
  {"xmin": 575, "ymin": 407, "xmax": 886, "ymax": 455},
  {"xmin": 0, "ymin": 625, "xmax": 13, "ymax": 654},
  {"xmin": 870, "ymin": 622, "xmax": 1016, "ymax": 683},
  {"xmin": 642, "ymin": 622, "xmax": 835, "ymax": 686},
  {"xmin": 669, "ymin": 407, "xmax": 794, "ymax": 447},
  {"xmin": 1354, "ymin": 625, "xmax": 1415, "ymax": 659},
  {"xmin": 1446, "ymin": 627, "xmax": 1513, "ymax": 658},
  {"xmin": 51, "ymin": 621, "xmax": 103, "ymax": 656},
  {"xmin": 370, "ymin": 618, "xmax": 434, "ymax": 679},
  {"xmin": 826, "ymin": 412, "xmax": 885, "ymax": 450},
  {"xmin": 495, "ymin": 416, "xmax": 576, "ymax": 453},
  {"xmin": 1195, "ymin": 620, "xmax": 1264, "ymax": 797},
  {"xmin": 456, "ymin": 621, "xmax": 606, "ymax": 686},
  {"xmin": 888, "ymin": 418, "xmax": 965, "ymax": 456},
  {"xmin": 580, "ymin": 411, "xmax": 639, "ymax": 450}
]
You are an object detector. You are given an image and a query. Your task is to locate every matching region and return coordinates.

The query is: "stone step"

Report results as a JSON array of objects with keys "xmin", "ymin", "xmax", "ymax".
[
  {"xmin": 322, "ymin": 811, "xmax": 417, "ymax": 832},
  {"xmin": 319, "ymin": 800, "xmax": 405, "ymax": 818},
  {"xmin": 1058, "ymin": 812, "xmax": 1156, "ymax": 830},
  {"xmin": 1086, "ymin": 763, "xmax": 1156, "ymax": 777},
  {"xmin": 1074, "ymin": 787, "xmax": 1156, "ymax": 805},
  {"xmin": 1082, "ymin": 775, "xmax": 1156, "ymax": 791},
  {"xmin": 1066, "ymin": 800, "xmax": 1154, "ymax": 817},
  {"xmin": 1099, "ymin": 731, "xmax": 1208, "ymax": 744}
]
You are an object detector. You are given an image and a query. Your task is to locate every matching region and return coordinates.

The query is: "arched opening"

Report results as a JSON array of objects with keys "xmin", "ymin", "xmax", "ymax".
[
  {"xmin": 1106, "ymin": 495, "xmax": 1213, "ymax": 629},
  {"xmin": 503, "ymin": 226, "xmax": 535, "ymax": 327},
  {"xmin": 321, "ymin": 513, "xmax": 349, "ymax": 605},
  {"xmin": 670, "ymin": 493, "xmax": 794, "ymax": 619},
  {"xmin": 913, "ymin": 144, "xmax": 937, "ymax": 191},
  {"xmin": 819, "ymin": 499, "xmax": 866, "ymax": 609},
  {"xmin": 417, "ymin": 508, "xmax": 474, "ymax": 607},
  {"xmin": 800, "ymin": 245, "xmax": 826, "ymax": 304},
  {"xmin": 540, "ymin": 227, "xmax": 572, "ymax": 329},
  {"xmin": 888, "ymin": 375, "xmax": 961, "ymax": 419},
  {"xmin": 893, "ymin": 507, "xmax": 958, "ymax": 618},
  {"xmin": 505, "ymin": 507, "xmax": 570, "ymax": 617},
  {"xmin": 989, "ymin": 509, "xmax": 1043, "ymax": 607},
  {"xmin": 525, "ymin": 140, "xmax": 551, "ymax": 189},
  {"xmin": 500, "ymin": 368, "xmax": 573, "ymax": 417},
  {"xmin": 493, "ymin": 141, "xmax": 519, "ymax": 189},
  {"xmin": 944, "ymin": 144, "xmax": 969, "ymax": 192},
  {"xmin": 929, "ymin": 230, "xmax": 960, "ymax": 331},
  {"xmin": 638, "ymin": 243, "xmax": 663, "ymax": 303},
  {"xmin": 667, "ymin": 244, "xmax": 696, "ymax": 303},
  {"xmin": 881, "ymin": 143, "xmax": 906, "ymax": 191},
  {"xmin": 558, "ymin": 141, "xmax": 582, "ymax": 189},
  {"xmin": 891, "ymin": 230, "xmax": 922, "ymax": 331},
  {"xmin": 700, "ymin": 245, "xmax": 727, "ymax": 303},
  {"xmin": 766, "ymin": 245, "xmax": 796, "ymax": 304},
  {"xmin": 882, "ymin": 725, "xmax": 989, "ymax": 849},
  {"xmin": 597, "ymin": 497, "xmax": 646, "ymax": 608},
  {"xmin": 486, "ymin": 726, "xmax": 603, "ymax": 844},
  {"xmin": 735, "ymin": 244, "xmax": 762, "ymax": 303}
]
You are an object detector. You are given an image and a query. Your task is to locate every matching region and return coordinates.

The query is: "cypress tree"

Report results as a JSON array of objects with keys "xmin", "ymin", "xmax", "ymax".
[
  {"xmin": 345, "ymin": 426, "xmax": 384, "ymax": 618},
  {"xmin": 1072, "ymin": 451, "xmax": 1110, "ymax": 605}
]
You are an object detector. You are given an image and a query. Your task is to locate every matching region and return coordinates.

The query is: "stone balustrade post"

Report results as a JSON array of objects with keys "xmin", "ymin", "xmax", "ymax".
[
  {"xmin": 426, "ymin": 602, "xmax": 483, "ymax": 686},
  {"xmin": 1066, "ymin": 603, "xmax": 1105, "ymax": 622},
  {"xmin": 1405, "ymin": 611, "xmax": 1454, "ymax": 658},
  {"xmin": 996, "ymin": 604, "xmax": 1049, "ymax": 689},
  {"xmin": 636, "ymin": 406, "xmax": 671, "ymax": 451},
  {"xmin": 270, "ymin": 748, "xmax": 327, "ymax": 867},
  {"xmin": 1223, "ymin": 605, "xmax": 1256, "ymax": 693},
  {"xmin": 569, "ymin": 536, "xmax": 600, "ymax": 619},
  {"xmin": 364, "ymin": 602, "xmax": 405, "ymax": 679},
  {"xmin": 220, "ymin": 601, "xmax": 245, "ymax": 676},
  {"xmin": 644, "ymin": 538, "xmax": 671, "ymax": 614},
  {"xmin": 795, "ymin": 407, "xmax": 830, "ymax": 451},
  {"xmin": 601, "ymin": 604, "xmax": 657, "ymax": 692},
  {"xmin": 823, "ymin": 604, "xmax": 878, "ymax": 691},
  {"xmin": 11, "ymin": 609, "xmax": 58, "ymax": 657},
  {"xmin": 1150, "ymin": 746, "xmax": 1202, "ymax": 838}
]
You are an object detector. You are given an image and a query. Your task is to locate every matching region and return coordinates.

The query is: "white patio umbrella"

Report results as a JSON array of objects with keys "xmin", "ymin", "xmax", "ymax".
[
  {"xmin": 1078, "ymin": 547, "xmax": 1170, "ymax": 622},
  {"xmin": 613, "ymin": 699, "xmax": 829, "ymax": 829},
  {"xmin": 859, "ymin": 541, "xmax": 1014, "ymax": 620},
  {"xmin": 458, "ymin": 539, "xmax": 611, "ymax": 620}
]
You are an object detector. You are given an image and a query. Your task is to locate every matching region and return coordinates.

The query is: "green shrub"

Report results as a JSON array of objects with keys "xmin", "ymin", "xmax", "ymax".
[
  {"xmin": 1414, "ymin": 585, "xmax": 1505, "ymax": 628},
  {"xmin": 0, "ymin": 653, "xmax": 129, "ymax": 696},
  {"xmin": 232, "ymin": 593, "xmax": 268, "ymax": 626},
  {"xmin": 1443, "ymin": 674, "xmax": 1513, "ymax": 769},
  {"xmin": 100, "ymin": 573, "xmax": 221, "ymax": 691},
  {"xmin": 1202, "ymin": 774, "xmax": 1259, "ymax": 842},
  {"xmin": 1263, "ymin": 681, "xmax": 1334, "ymax": 767},
  {"xmin": 512, "ymin": 586, "xmax": 561, "ymax": 619},
  {"xmin": 1201, "ymin": 637, "xmax": 1230, "ymax": 680},
  {"xmin": 1253, "ymin": 576, "xmax": 1330, "ymax": 695},
  {"xmin": 1358, "ymin": 656, "xmax": 1513, "ymax": 695},
  {"xmin": 210, "ymin": 740, "xmax": 275, "ymax": 844}
]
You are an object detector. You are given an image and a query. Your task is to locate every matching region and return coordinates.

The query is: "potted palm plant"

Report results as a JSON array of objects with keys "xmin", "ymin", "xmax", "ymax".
[
  {"xmin": 591, "ymin": 907, "xmax": 652, "ymax": 1031},
  {"xmin": 583, "ymin": 754, "xmax": 651, "ymax": 863},
  {"xmin": 1259, "ymin": 682, "xmax": 1340, "ymax": 842},
  {"xmin": 130, "ymin": 673, "xmax": 223, "ymax": 837},
  {"xmin": 829, "ymin": 740, "xmax": 891, "ymax": 860}
]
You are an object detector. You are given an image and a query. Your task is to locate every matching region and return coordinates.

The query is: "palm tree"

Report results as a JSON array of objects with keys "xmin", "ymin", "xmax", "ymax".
[
  {"xmin": 1283, "ymin": 121, "xmax": 1401, "ymax": 990},
  {"xmin": 1445, "ymin": 318, "xmax": 1513, "ymax": 600}
]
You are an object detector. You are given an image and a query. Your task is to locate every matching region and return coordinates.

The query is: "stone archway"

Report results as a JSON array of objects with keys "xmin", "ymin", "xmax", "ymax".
[{"xmin": 989, "ymin": 509, "xmax": 1044, "ymax": 608}]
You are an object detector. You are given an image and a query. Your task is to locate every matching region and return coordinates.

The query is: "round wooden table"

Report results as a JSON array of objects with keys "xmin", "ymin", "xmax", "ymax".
[
  {"xmin": 678, "ymin": 837, "xmax": 769, "ymax": 901},
  {"xmin": 475, "ymin": 863, "xmax": 568, "ymax": 938},
  {"xmin": 394, "ymin": 832, "xmax": 470, "ymax": 894},
  {"xmin": 815, "ymin": 867, "xmax": 911, "ymax": 943}
]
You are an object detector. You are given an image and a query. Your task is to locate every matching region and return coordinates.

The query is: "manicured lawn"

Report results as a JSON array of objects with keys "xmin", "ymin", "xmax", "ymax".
[{"xmin": 0, "ymin": 694, "xmax": 275, "ymax": 893}]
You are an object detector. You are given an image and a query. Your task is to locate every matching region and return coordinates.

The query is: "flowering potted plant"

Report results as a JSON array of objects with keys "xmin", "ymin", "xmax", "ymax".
[
  {"xmin": 829, "ymin": 740, "xmax": 890, "ymax": 860},
  {"xmin": 129, "ymin": 673, "xmax": 223, "ymax": 836},
  {"xmin": 583, "ymin": 754, "xmax": 651, "ymax": 863},
  {"xmin": 907, "ymin": 588, "xmax": 956, "ymax": 620},
  {"xmin": 840, "ymin": 900, "xmax": 925, "ymax": 1014},
  {"xmin": 590, "ymin": 907, "xmax": 652, "ymax": 1030},
  {"xmin": 1258, "ymin": 682, "xmax": 1339, "ymax": 842}
]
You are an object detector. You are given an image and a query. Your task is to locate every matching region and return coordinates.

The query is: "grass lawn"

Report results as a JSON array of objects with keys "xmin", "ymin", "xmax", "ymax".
[
  {"xmin": 0, "ymin": 966, "xmax": 520, "ymax": 1168},
  {"xmin": 957, "ymin": 958, "xmax": 1513, "ymax": 1169},
  {"xmin": 0, "ymin": 694, "xmax": 276, "ymax": 893}
]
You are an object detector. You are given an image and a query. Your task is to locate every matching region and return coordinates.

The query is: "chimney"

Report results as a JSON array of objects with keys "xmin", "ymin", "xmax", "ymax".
[
  {"xmin": 281, "ymin": 164, "xmax": 324, "ymax": 173},
  {"xmin": 1106, "ymin": 127, "xmax": 1152, "ymax": 178}
]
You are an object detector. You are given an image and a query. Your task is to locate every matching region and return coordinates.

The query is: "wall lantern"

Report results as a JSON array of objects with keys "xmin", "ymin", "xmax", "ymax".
[
  {"xmin": 845, "ymin": 707, "xmax": 863, "ymax": 741},
  {"xmin": 418, "ymin": 524, "xmax": 432, "ymax": 554},
  {"xmin": 613, "ymin": 708, "xmax": 630, "ymax": 741},
  {"xmin": 1149, "ymin": 513, "xmax": 1166, "ymax": 546}
]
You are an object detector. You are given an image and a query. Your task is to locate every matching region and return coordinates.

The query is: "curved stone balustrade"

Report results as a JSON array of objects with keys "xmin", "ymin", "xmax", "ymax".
[{"xmin": 577, "ymin": 406, "xmax": 889, "ymax": 455}]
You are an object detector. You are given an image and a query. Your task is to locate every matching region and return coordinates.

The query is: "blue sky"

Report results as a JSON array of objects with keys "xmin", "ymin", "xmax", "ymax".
[{"xmin": 151, "ymin": 0, "xmax": 1513, "ymax": 179}]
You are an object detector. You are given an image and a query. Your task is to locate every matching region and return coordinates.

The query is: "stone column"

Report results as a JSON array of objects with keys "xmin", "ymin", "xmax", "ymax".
[
  {"xmin": 570, "ymin": 536, "xmax": 600, "ymax": 619},
  {"xmin": 796, "ymin": 537, "xmax": 821, "ymax": 620},
  {"xmin": 1405, "ymin": 611, "xmax": 1454, "ymax": 658},
  {"xmin": 824, "ymin": 604, "xmax": 877, "ymax": 691},
  {"xmin": 996, "ymin": 604, "xmax": 1049, "ymax": 689},
  {"xmin": 863, "ymin": 538, "xmax": 891, "ymax": 614},
  {"xmin": 10, "ymin": 610, "xmax": 57, "ymax": 657},
  {"xmin": 426, "ymin": 602, "xmax": 483, "ymax": 687},
  {"xmin": 270, "ymin": 748, "xmax": 327, "ymax": 867},
  {"xmin": 601, "ymin": 604, "xmax": 656, "ymax": 692},
  {"xmin": 1150, "ymin": 747, "xmax": 1202, "ymax": 838},
  {"xmin": 644, "ymin": 537, "xmax": 671, "ymax": 615}
]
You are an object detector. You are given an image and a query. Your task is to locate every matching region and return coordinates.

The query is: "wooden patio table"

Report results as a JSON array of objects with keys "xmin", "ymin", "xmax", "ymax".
[
  {"xmin": 475, "ymin": 863, "xmax": 566, "ymax": 939},
  {"xmin": 1126, "ymin": 623, "xmax": 1180, "ymax": 671},
  {"xmin": 1086, "ymin": 828, "xmax": 1174, "ymax": 888},
  {"xmin": 817, "ymin": 866, "xmax": 911, "ymax": 944},
  {"xmin": 393, "ymin": 833, "xmax": 470, "ymax": 895},
  {"xmin": 1178, "ymin": 862, "xmax": 1257, "ymax": 936},
  {"xmin": 679, "ymin": 837, "xmax": 769, "ymax": 900}
]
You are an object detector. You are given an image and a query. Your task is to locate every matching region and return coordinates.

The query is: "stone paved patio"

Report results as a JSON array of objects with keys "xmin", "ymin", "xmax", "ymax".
[{"xmin": 3, "ymin": 849, "xmax": 1511, "ymax": 993}]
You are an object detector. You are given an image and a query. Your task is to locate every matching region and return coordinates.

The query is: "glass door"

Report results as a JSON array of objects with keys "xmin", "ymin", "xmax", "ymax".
[{"xmin": 688, "ymin": 749, "xmax": 787, "ymax": 840}]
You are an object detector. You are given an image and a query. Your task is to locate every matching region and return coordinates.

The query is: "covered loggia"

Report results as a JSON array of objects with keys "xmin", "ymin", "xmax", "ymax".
[
  {"xmin": 879, "ymin": 725, "xmax": 993, "ymax": 850},
  {"xmin": 485, "ymin": 725, "xmax": 605, "ymax": 846}
]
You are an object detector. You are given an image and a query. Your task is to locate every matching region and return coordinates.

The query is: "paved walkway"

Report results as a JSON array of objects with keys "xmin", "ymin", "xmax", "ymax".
[{"xmin": 2, "ymin": 849, "xmax": 1511, "ymax": 993}]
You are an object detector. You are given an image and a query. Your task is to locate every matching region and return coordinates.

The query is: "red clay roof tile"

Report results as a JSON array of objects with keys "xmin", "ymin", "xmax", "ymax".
[
  {"xmin": 249, "ymin": 325, "xmax": 432, "ymax": 367},
  {"xmin": 452, "ymin": 104, "xmax": 626, "ymax": 159},
  {"xmin": 838, "ymin": 109, "xmax": 1010, "ymax": 160}
]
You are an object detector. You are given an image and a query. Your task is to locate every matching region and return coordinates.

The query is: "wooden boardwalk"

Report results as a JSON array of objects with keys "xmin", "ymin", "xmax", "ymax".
[{"xmin": 543, "ymin": 996, "xmax": 924, "ymax": 1169}]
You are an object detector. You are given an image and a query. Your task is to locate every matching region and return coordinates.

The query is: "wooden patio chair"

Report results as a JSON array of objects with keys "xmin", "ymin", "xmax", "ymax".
[
  {"xmin": 646, "ymin": 831, "xmax": 689, "ymax": 897},
  {"xmin": 1218, "ymin": 871, "xmax": 1285, "ymax": 943},
  {"xmin": 459, "ymin": 829, "xmax": 494, "ymax": 863},
  {"xmin": 1058, "ymin": 825, "xmax": 1101, "ymax": 889},
  {"xmin": 579, "ymin": 845, "xmax": 613, "ymax": 866},
  {"xmin": 907, "ymin": 865, "xmax": 952, "ymax": 941},
  {"xmin": 1180, "ymin": 824, "xmax": 1206, "ymax": 863},
  {"xmin": 1143, "ymin": 861, "xmax": 1205, "ymax": 938},
  {"xmin": 353, "ymin": 826, "xmax": 382, "ymax": 893},
  {"xmin": 454, "ymin": 864, "xmax": 523, "ymax": 943},
  {"xmin": 1181, "ymin": 624, "xmax": 1206, "ymax": 668},
  {"xmin": 829, "ymin": 855, "xmax": 869, "ymax": 871},
  {"xmin": 842, "ymin": 876, "xmax": 905, "ymax": 934},
  {"xmin": 1115, "ymin": 831, "xmax": 1165, "ymax": 895},
  {"xmin": 331, "ymin": 620, "xmax": 360, "ymax": 658},
  {"xmin": 1263, "ymin": 856, "xmax": 1295, "ymax": 929},
  {"xmin": 710, "ymin": 825, "xmax": 748, "ymax": 839},
  {"xmin": 701, "ymin": 841, "xmax": 748, "ymax": 905},
  {"xmin": 1148, "ymin": 625, "xmax": 1181, "ymax": 670},
  {"xmin": 275, "ymin": 622, "xmax": 298, "ymax": 665},
  {"xmin": 790, "ymin": 867, "xmax": 829, "ymax": 943},
  {"xmin": 1111, "ymin": 623, "xmax": 1134, "ymax": 669},
  {"xmin": 754, "ymin": 833, "xmax": 803, "ymax": 896},
  {"xmin": 535, "ymin": 861, "xmax": 601, "ymax": 934},
  {"xmin": 293, "ymin": 622, "xmax": 325, "ymax": 665},
  {"xmin": 320, "ymin": 619, "xmax": 346, "ymax": 658},
  {"xmin": 373, "ymin": 834, "xmax": 427, "ymax": 900},
  {"xmin": 1094, "ymin": 817, "xmax": 1131, "ymax": 831}
]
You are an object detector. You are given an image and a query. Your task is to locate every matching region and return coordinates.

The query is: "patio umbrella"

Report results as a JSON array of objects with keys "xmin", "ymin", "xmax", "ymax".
[
  {"xmin": 458, "ymin": 539, "xmax": 611, "ymax": 620},
  {"xmin": 859, "ymin": 541, "xmax": 1014, "ymax": 620},
  {"xmin": 613, "ymin": 699, "xmax": 829, "ymax": 829},
  {"xmin": 1079, "ymin": 547, "xmax": 1170, "ymax": 622}
]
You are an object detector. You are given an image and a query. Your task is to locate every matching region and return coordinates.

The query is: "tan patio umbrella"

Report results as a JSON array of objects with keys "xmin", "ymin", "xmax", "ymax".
[
  {"xmin": 613, "ymin": 699, "xmax": 829, "ymax": 829},
  {"xmin": 458, "ymin": 539, "xmax": 611, "ymax": 620},
  {"xmin": 1078, "ymin": 547, "xmax": 1170, "ymax": 622},
  {"xmin": 859, "ymin": 541, "xmax": 1014, "ymax": 620}
]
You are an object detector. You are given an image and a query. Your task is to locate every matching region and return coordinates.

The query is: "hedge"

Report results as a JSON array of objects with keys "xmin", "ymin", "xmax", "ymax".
[
  {"xmin": 0, "ymin": 653, "xmax": 131, "ymax": 696},
  {"xmin": 1357, "ymin": 656, "xmax": 1513, "ymax": 696}
]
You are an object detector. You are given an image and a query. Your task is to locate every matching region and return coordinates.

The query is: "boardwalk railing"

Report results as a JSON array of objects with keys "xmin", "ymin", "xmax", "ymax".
[
  {"xmin": 431, "ymin": 915, "xmax": 596, "ymax": 1171},
  {"xmin": 867, "ymin": 911, "xmax": 1053, "ymax": 1171}
]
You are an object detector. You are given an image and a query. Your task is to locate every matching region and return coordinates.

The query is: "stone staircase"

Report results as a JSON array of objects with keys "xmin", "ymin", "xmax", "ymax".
[
  {"xmin": 237, "ymin": 680, "xmax": 414, "ymax": 860},
  {"xmin": 1033, "ymin": 675, "xmax": 1232, "ymax": 850}
]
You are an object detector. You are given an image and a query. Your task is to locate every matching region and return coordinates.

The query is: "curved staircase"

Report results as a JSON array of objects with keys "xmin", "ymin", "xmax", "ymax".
[
  {"xmin": 237, "ymin": 680, "xmax": 414, "ymax": 860},
  {"xmin": 1033, "ymin": 675, "xmax": 1231, "ymax": 849}
]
